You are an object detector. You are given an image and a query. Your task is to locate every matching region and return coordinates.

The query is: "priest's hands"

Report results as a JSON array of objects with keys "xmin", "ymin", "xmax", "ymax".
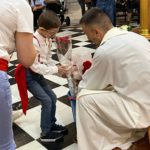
[{"xmin": 57, "ymin": 65, "xmax": 70, "ymax": 77}]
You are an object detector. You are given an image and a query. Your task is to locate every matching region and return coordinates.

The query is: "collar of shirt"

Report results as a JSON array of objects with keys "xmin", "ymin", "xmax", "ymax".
[
  {"xmin": 34, "ymin": 31, "xmax": 52, "ymax": 47},
  {"xmin": 100, "ymin": 27, "xmax": 128, "ymax": 46}
]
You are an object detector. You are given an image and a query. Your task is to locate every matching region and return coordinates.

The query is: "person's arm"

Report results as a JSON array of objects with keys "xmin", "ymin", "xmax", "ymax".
[
  {"xmin": 15, "ymin": 32, "xmax": 36, "ymax": 68},
  {"xmin": 14, "ymin": 0, "xmax": 36, "ymax": 67},
  {"xmin": 33, "ymin": 5, "xmax": 45, "ymax": 11}
]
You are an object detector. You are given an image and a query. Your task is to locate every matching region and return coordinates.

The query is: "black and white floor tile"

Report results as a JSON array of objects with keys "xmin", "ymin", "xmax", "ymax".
[{"xmin": 10, "ymin": 25, "xmax": 95, "ymax": 150}]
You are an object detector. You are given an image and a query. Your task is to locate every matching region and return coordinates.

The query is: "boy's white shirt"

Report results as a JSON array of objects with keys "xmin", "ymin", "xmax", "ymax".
[{"xmin": 30, "ymin": 31, "xmax": 58, "ymax": 75}]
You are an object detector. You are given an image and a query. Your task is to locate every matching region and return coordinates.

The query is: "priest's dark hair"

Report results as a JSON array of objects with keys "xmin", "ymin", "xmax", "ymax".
[{"xmin": 80, "ymin": 8, "xmax": 113, "ymax": 33}]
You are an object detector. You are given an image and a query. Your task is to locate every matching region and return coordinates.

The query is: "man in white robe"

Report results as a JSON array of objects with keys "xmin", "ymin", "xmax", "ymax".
[{"xmin": 77, "ymin": 8, "xmax": 150, "ymax": 150}]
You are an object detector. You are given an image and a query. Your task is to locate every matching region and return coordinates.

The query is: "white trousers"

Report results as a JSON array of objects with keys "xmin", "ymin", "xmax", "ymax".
[{"xmin": 76, "ymin": 90, "xmax": 147, "ymax": 150}]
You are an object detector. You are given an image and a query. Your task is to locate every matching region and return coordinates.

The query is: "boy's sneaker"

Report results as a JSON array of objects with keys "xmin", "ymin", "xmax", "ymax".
[
  {"xmin": 40, "ymin": 132, "xmax": 63, "ymax": 143},
  {"xmin": 73, "ymin": 135, "xmax": 77, "ymax": 143},
  {"xmin": 51, "ymin": 124, "xmax": 68, "ymax": 135}
]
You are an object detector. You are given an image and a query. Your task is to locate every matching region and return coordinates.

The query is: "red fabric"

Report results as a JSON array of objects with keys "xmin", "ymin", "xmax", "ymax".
[
  {"xmin": 82, "ymin": 60, "xmax": 92, "ymax": 74},
  {"xmin": 67, "ymin": 96, "xmax": 76, "ymax": 101},
  {"xmin": 14, "ymin": 64, "xmax": 28, "ymax": 115},
  {"xmin": 0, "ymin": 58, "xmax": 8, "ymax": 72}
]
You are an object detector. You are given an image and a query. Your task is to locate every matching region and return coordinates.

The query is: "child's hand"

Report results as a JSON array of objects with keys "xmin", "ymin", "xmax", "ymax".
[{"xmin": 57, "ymin": 65, "xmax": 69, "ymax": 77}]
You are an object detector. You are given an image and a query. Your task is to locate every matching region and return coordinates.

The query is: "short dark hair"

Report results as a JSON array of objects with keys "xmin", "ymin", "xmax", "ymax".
[
  {"xmin": 38, "ymin": 10, "xmax": 61, "ymax": 29},
  {"xmin": 80, "ymin": 8, "xmax": 112, "ymax": 32}
]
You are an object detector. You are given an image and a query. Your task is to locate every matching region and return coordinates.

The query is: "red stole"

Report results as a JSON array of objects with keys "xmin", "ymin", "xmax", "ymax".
[
  {"xmin": 0, "ymin": 58, "xmax": 8, "ymax": 71},
  {"xmin": 14, "ymin": 64, "xmax": 28, "ymax": 115}
]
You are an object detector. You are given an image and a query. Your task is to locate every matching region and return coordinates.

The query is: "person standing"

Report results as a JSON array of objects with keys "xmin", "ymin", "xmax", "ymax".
[
  {"xmin": 96, "ymin": 0, "xmax": 116, "ymax": 25},
  {"xmin": 77, "ymin": 0, "xmax": 92, "ymax": 16},
  {"xmin": 126, "ymin": 0, "xmax": 140, "ymax": 24},
  {"xmin": 77, "ymin": 8, "xmax": 150, "ymax": 150},
  {"xmin": 25, "ymin": 10, "xmax": 68, "ymax": 142},
  {"xmin": 0, "ymin": 0, "xmax": 36, "ymax": 149},
  {"xmin": 30, "ymin": 0, "xmax": 45, "ymax": 29}
]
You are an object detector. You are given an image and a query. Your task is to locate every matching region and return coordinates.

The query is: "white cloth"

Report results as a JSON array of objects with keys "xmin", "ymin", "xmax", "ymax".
[
  {"xmin": 0, "ymin": 0, "xmax": 33, "ymax": 61},
  {"xmin": 72, "ymin": 49, "xmax": 92, "ymax": 76},
  {"xmin": 79, "ymin": 27, "xmax": 150, "ymax": 123},
  {"xmin": 30, "ymin": 31, "xmax": 58, "ymax": 75},
  {"xmin": 77, "ymin": 91, "xmax": 145, "ymax": 150},
  {"xmin": 77, "ymin": 27, "xmax": 150, "ymax": 150}
]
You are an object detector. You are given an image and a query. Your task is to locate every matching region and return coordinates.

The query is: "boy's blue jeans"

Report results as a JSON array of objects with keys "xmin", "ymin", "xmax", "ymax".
[
  {"xmin": 96, "ymin": 0, "xmax": 116, "ymax": 25},
  {"xmin": 67, "ymin": 92, "xmax": 76, "ymax": 123},
  {"xmin": 25, "ymin": 69, "xmax": 57, "ymax": 135}
]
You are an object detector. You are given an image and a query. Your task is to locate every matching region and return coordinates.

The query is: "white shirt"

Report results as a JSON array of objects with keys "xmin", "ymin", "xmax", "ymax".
[
  {"xmin": 0, "ymin": 0, "xmax": 33, "ymax": 61},
  {"xmin": 79, "ymin": 27, "xmax": 150, "ymax": 106},
  {"xmin": 30, "ymin": 31, "xmax": 58, "ymax": 75},
  {"xmin": 30, "ymin": 0, "xmax": 45, "ymax": 7}
]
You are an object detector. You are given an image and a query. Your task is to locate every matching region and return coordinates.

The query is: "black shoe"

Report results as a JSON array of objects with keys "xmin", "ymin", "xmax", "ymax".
[
  {"xmin": 73, "ymin": 127, "xmax": 77, "ymax": 143},
  {"xmin": 51, "ymin": 124, "xmax": 68, "ymax": 135},
  {"xmin": 73, "ymin": 136, "xmax": 77, "ymax": 143},
  {"xmin": 40, "ymin": 132, "xmax": 63, "ymax": 143}
]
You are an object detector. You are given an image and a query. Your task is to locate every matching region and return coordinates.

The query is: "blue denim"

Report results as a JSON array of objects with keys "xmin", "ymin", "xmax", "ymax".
[
  {"xmin": 70, "ymin": 100, "xmax": 76, "ymax": 123},
  {"xmin": 96, "ymin": 0, "xmax": 116, "ymax": 25},
  {"xmin": 92, "ymin": 0, "xmax": 97, "ymax": 7},
  {"xmin": 0, "ymin": 71, "xmax": 16, "ymax": 150},
  {"xmin": 67, "ymin": 91, "xmax": 76, "ymax": 123},
  {"xmin": 25, "ymin": 69, "xmax": 57, "ymax": 135}
]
